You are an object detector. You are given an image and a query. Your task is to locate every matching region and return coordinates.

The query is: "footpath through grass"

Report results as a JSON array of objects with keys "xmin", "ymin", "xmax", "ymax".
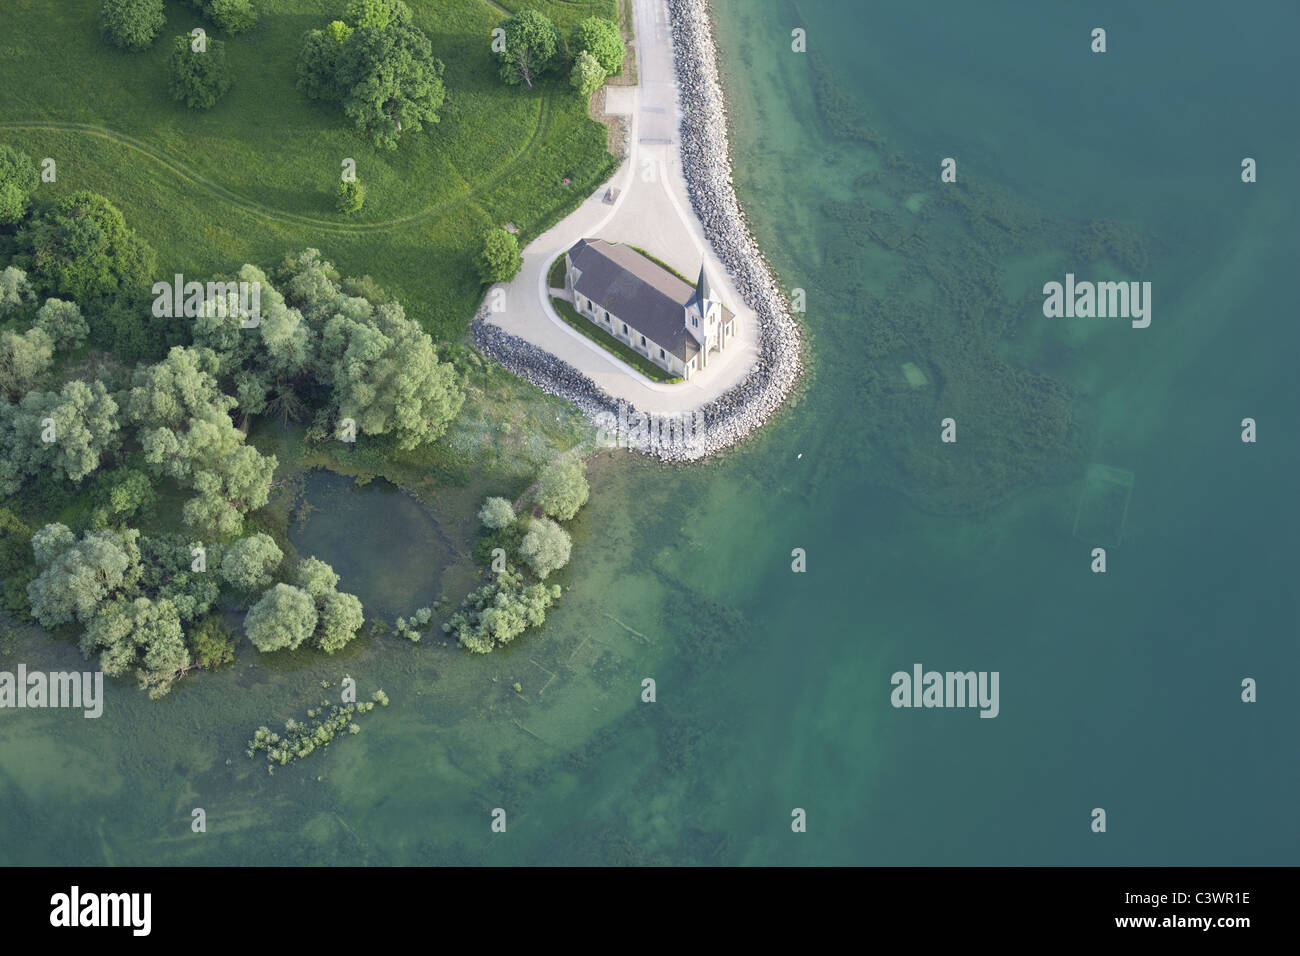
[
  {"xmin": 0, "ymin": 0, "xmax": 618, "ymax": 341},
  {"xmin": 550, "ymin": 296, "xmax": 682, "ymax": 383}
]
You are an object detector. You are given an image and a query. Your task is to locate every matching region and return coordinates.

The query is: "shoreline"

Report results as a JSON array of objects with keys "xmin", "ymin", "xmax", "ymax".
[{"xmin": 473, "ymin": 0, "xmax": 804, "ymax": 463}]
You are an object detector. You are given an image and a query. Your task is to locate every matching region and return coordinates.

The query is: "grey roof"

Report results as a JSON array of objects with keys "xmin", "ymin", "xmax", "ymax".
[
  {"xmin": 568, "ymin": 239, "xmax": 734, "ymax": 362},
  {"xmin": 685, "ymin": 264, "xmax": 715, "ymax": 313}
]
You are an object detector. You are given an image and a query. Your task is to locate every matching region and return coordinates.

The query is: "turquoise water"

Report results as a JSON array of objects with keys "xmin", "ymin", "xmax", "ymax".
[{"xmin": 1, "ymin": 0, "xmax": 1296, "ymax": 865}]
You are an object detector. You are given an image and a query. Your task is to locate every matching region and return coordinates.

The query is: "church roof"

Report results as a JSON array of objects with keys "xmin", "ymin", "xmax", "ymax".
[{"xmin": 568, "ymin": 239, "xmax": 702, "ymax": 360}]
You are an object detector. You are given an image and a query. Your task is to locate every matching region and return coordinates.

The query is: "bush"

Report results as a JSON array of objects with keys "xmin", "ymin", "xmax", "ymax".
[
  {"xmin": 192, "ymin": 0, "xmax": 258, "ymax": 35},
  {"xmin": 476, "ymin": 228, "xmax": 521, "ymax": 284},
  {"xmin": 100, "ymin": 0, "xmax": 166, "ymax": 51},
  {"xmin": 337, "ymin": 179, "xmax": 366, "ymax": 215},
  {"xmin": 535, "ymin": 455, "xmax": 589, "ymax": 520},
  {"xmin": 33, "ymin": 298, "xmax": 89, "ymax": 351},
  {"xmin": 169, "ymin": 34, "xmax": 233, "ymax": 110},
  {"xmin": 570, "ymin": 50, "xmax": 605, "ymax": 98},
  {"xmin": 0, "ymin": 147, "xmax": 39, "ymax": 226},
  {"xmin": 570, "ymin": 17, "xmax": 623, "ymax": 76},
  {"xmin": 478, "ymin": 496, "xmax": 515, "ymax": 529},
  {"xmin": 519, "ymin": 517, "xmax": 571, "ymax": 579}
]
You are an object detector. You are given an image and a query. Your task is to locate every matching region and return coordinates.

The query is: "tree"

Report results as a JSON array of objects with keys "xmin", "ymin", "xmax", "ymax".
[
  {"xmin": 14, "ymin": 192, "xmax": 156, "ymax": 304},
  {"xmin": 26, "ymin": 525, "xmax": 141, "ymax": 628},
  {"xmin": 570, "ymin": 50, "xmax": 604, "ymax": 98},
  {"xmin": 191, "ymin": 0, "xmax": 258, "ymax": 34},
  {"xmin": 318, "ymin": 301, "xmax": 464, "ymax": 449},
  {"xmin": 220, "ymin": 533, "xmax": 283, "ymax": 593},
  {"xmin": 476, "ymin": 228, "xmax": 522, "ymax": 284},
  {"xmin": 135, "ymin": 533, "xmax": 221, "ymax": 622},
  {"xmin": 89, "ymin": 466, "xmax": 155, "ymax": 528},
  {"xmin": 337, "ymin": 179, "xmax": 366, "ymax": 215},
  {"xmin": 0, "ymin": 327, "xmax": 54, "ymax": 400},
  {"xmin": 100, "ymin": 0, "xmax": 166, "ymax": 51},
  {"xmin": 570, "ymin": 17, "xmax": 623, "ymax": 76},
  {"xmin": 296, "ymin": 28, "xmax": 347, "ymax": 101},
  {"xmin": 317, "ymin": 590, "xmax": 364, "ymax": 653},
  {"xmin": 293, "ymin": 556, "xmax": 340, "ymax": 600},
  {"xmin": 338, "ymin": 24, "xmax": 446, "ymax": 149},
  {"xmin": 0, "ymin": 380, "xmax": 121, "ymax": 488},
  {"xmin": 497, "ymin": 10, "xmax": 560, "ymax": 89},
  {"xmin": 0, "ymin": 267, "xmax": 36, "ymax": 318},
  {"xmin": 169, "ymin": 34, "xmax": 233, "ymax": 109},
  {"xmin": 535, "ymin": 455, "xmax": 589, "ymax": 520},
  {"xmin": 0, "ymin": 147, "xmax": 39, "ymax": 226},
  {"xmin": 82, "ymin": 596, "xmax": 189, "ymax": 697},
  {"xmin": 245, "ymin": 583, "xmax": 317, "ymax": 652},
  {"xmin": 347, "ymin": 0, "xmax": 411, "ymax": 30},
  {"xmin": 478, "ymin": 496, "xmax": 515, "ymax": 529},
  {"xmin": 443, "ymin": 568, "xmax": 560, "ymax": 654},
  {"xmin": 33, "ymin": 298, "xmax": 89, "ymax": 351},
  {"xmin": 519, "ymin": 517, "xmax": 571, "ymax": 579}
]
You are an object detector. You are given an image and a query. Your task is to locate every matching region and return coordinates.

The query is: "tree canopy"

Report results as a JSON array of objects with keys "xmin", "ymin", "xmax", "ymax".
[
  {"xmin": 476, "ymin": 228, "xmax": 522, "ymax": 284},
  {"xmin": 535, "ymin": 455, "xmax": 589, "ymax": 520},
  {"xmin": 0, "ymin": 147, "xmax": 39, "ymax": 226},
  {"xmin": 570, "ymin": 50, "xmax": 605, "ymax": 98},
  {"xmin": 169, "ymin": 33, "xmax": 234, "ymax": 109},
  {"xmin": 519, "ymin": 517, "xmax": 571, "ymax": 579},
  {"xmin": 100, "ymin": 0, "xmax": 167, "ymax": 51},
  {"xmin": 496, "ymin": 10, "xmax": 560, "ymax": 90},
  {"xmin": 570, "ymin": 17, "xmax": 623, "ymax": 76}
]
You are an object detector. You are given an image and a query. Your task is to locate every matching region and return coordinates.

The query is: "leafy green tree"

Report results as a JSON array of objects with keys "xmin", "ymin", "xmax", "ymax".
[
  {"xmin": 14, "ymin": 192, "xmax": 156, "ymax": 304},
  {"xmin": 519, "ymin": 517, "xmax": 571, "ymax": 579},
  {"xmin": 81, "ymin": 595, "xmax": 190, "ymax": 697},
  {"xmin": 570, "ymin": 50, "xmax": 605, "ymax": 97},
  {"xmin": 0, "ymin": 266, "xmax": 36, "ymax": 317},
  {"xmin": 136, "ymin": 533, "xmax": 221, "ymax": 622},
  {"xmin": 570, "ymin": 17, "xmax": 623, "ymax": 75},
  {"xmin": 293, "ymin": 556, "xmax": 340, "ymax": 601},
  {"xmin": 100, "ymin": 0, "xmax": 166, "ymax": 51},
  {"xmin": 33, "ymin": 298, "xmax": 89, "ymax": 351},
  {"xmin": 169, "ymin": 34, "xmax": 233, "ymax": 109},
  {"xmin": 347, "ymin": 0, "xmax": 410, "ymax": 30},
  {"xmin": 443, "ymin": 568, "xmax": 560, "ymax": 653},
  {"xmin": 297, "ymin": 28, "xmax": 347, "ymax": 101},
  {"xmin": 319, "ymin": 301, "xmax": 463, "ymax": 449},
  {"xmin": 476, "ymin": 227, "xmax": 522, "ymax": 284},
  {"xmin": 337, "ymin": 179, "xmax": 366, "ymax": 215},
  {"xmin": 191, "ymin": 0, "xmax": 258, "ymax": 34},
  {"xmin": 245, "ymin": 583, "xmax": 317, "ymax": 652},
  {"xmin": 535, "ymin": 455, "xmax": 589, "ymax": 520},
  {"xmin": 338, "ymin": 24, "xmax": 446, "ymax": 149},
  {"xmin": 497, "ymin": 10, "xmax": 560, "ymax": 89},
  {"xmin": 190, "ymin": 613, "xmax": 237, "ymax": 668},
  {"xmin": 220, "ymin": 533, "xmax": 283, "ymax": 593},
  {"xmin": 317, "ymin": 590, "xmax": 364, "ymax": 653},
  {"xmin": 0, "ymin": 327, "xmax": 54, "ymax": 400},
  {"xmin": 0, "ymin": 380, "xmax": 121, "ymax": 488},
  {"xmin": 478, "ymin": 496, "xmax": 515, "ymax": 529},
  {"xmin": 89, "ymin": 466, "xmax": 155, "ymax": 529},
  {"xmin": 0, "ymin": 147, "xmax": 39, "ymax": 226},
  {"xmin": 0, "ymin": 508, "xmax": 35, "ymax": 615},
  {"xmin": 26, "ymin": 525, "xmax": 142, "ymax": 628}
]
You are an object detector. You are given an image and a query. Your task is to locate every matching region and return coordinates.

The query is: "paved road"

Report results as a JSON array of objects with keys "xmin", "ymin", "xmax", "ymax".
[{"xmin": 482, "ymin": 0, "xmax": 758, "ymax": 415}]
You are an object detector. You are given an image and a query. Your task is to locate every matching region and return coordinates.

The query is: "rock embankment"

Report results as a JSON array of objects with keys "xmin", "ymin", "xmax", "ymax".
[{"xmin": 473, "ymin": 0, "xmax": 803, "ymax": 462}]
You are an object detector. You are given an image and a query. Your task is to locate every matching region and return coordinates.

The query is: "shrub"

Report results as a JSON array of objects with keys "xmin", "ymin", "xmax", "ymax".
[
  {"xmin": 100, "ymin": 0, "xmax": 166, "ymax": 52},
  {"xmin": 337, "ymin": 179, "xmax": 366, "ymax": 215},
  {"xmin": 478, "ymin": 496, "xmax": 515, "ymax": 529},
  {"xmin": 570, "ymin": 17, "xmax": 623, "ymax": 76},
  {"xmin": 570, "ymin": 50, "xmax": 605, "ymax": 97},
  {"xmin": 476, "ymin": 227, "xmax": 521, "ymax": 284},
  {"xmin": 169, "ymin": 34, "xmax": 233, "ymax": 110}
]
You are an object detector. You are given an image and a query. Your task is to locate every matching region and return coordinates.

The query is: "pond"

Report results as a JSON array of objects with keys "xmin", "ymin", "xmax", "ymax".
[{"xmin": 288, "ymin": 469, "xmax": 453, "ymax": 622}]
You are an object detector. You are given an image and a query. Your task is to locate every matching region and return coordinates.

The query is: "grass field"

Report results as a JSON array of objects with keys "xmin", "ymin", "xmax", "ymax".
[
  {"xmin": 550, "ymin": 295, "xmax": 682, "ymax": 383},
  {"xmin": 0, "ymin": 0, "xmax": 619, "ymax": 340}
]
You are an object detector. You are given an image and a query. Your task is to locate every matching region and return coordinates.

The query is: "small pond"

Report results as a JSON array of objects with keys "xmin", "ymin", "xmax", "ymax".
[{"xmin": 288, "ymin": 469, "xmax": 452, "ymax": 621}]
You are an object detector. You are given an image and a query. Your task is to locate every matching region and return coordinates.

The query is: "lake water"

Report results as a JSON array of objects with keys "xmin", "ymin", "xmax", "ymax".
[{"xmin": 0, "ymin": 0, "xmax": 1295, "ymax": 865}]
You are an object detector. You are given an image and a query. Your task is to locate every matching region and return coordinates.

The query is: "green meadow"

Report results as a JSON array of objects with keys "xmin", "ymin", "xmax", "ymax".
[{"xmin": 0, "ymin": 0, "xmax": 619, "ymax": 340}]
